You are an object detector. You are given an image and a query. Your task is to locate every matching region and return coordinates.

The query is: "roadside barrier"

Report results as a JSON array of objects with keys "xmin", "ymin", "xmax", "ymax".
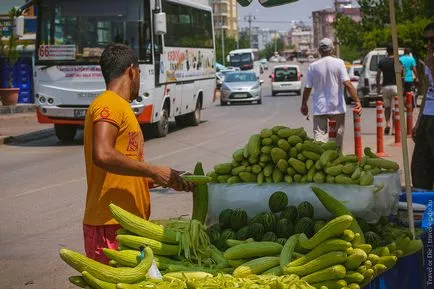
[
  {"xmin": 328, "ymin": 119, "xmax": 336, "ymax": 141},
  {"xmin": 376, "ymin": 101, "xmax": 388, "ymax": 157},
  {"xmin": 353, "ymin": 109, "xmax": 362, "ymax": 160},
  {"xmin": 393, "ymin": 95, "xmax": 401, "ymax": 146},
  {"xmin": 406, "ymin": 92, "xmax": 413, "ymax": 138}
]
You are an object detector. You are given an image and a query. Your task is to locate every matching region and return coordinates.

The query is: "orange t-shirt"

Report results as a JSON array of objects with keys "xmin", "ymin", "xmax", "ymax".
[{"xmin": 83, "ymin": 91, "xmax": 150, "ymax": 226}]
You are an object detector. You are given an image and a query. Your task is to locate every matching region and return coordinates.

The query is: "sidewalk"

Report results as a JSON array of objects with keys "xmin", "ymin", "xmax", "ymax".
[{"xmin": 0, "ymin": 106, "xmax": 53, "ymax": 145}]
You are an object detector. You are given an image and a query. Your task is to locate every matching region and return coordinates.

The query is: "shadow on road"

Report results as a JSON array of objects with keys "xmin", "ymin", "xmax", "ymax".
[{"xmin": 5, "ymin": 120, "xmax": 208, "ymax": 146}]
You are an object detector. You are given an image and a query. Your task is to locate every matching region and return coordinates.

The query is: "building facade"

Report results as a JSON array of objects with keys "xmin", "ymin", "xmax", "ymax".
[
  {"xmin": 212, "ymin": 0, "xmax": 238, "ymax": 38},
  {"xmin": 311, "ymin": 0, "xmax": 361, "ymax": 49},
  {"xmin": 288, "ymin": 21, "xmax": 313, "ymax": 52}
]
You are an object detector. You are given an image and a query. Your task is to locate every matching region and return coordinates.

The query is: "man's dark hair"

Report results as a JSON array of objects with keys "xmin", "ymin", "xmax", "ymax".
[
  {"xmin": 386, "ymin": 44, "xmax": 394, "ymax": 55},
  {"xmin": 404, "ymin": 47, "xmax": 411, "ymax": 55},
  {"xmin": 99, "ymin": 43, "xmax": 139, "ymax": 85},
  {"xmin": 423, "ymin": 22, "xmax": 434, "ymax": 33}
]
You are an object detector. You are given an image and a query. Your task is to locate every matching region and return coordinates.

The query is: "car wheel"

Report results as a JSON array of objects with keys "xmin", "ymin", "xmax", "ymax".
[
  {"xmin": 185, "ymin": 99, "xmax": 201, "ymax": 126},
  {"xmin": 220, "ymin": 99, "xmax": 227, "ymax": 106},
  {"xmin": 54, "ymin": 124, "xmax": 77, "ymax": 142},
  {"xmin": 296, "ymin": 90, "xmax": 302, "ymax": 95},
  {"xmin": 271, "ymin": 90, "xmax": 276, "ymax": 96},
  {"xmin": 257, "ymin": 97, "xmax": 262, "ymax": 104},
  {"xmin": 153, "ymin": 106, "xmax": 169, "ymax": 138}
]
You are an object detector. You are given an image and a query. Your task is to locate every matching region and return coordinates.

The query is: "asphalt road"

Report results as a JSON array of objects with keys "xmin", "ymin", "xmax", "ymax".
[{"xmin": 0, "ymin": 62, "xmax": 386, "ymax": 289}]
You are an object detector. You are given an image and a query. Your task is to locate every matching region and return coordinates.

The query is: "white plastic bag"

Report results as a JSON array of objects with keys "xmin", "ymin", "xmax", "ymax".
[{"xmin": 207, "ymin": 173, "xmax": 401, "ymax": 224}]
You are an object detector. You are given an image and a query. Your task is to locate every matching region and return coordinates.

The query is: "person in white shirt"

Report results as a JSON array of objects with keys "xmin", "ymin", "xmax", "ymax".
[
  {"xmin": 300, "ymin": 38, "xmax": 362, "ymax": 150},
  {"xmin": 411, "ymin": 22, "xmax": 434, "ymax": 190}
]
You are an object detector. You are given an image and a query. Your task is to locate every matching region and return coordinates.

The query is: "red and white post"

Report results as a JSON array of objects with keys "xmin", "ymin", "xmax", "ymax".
[
  {"xmin": 406, "ymin": 92, "xmax": 413, "ymax": 137},
  {"xmin": 393, "ymin": 95, "xmax": 401, "ymax": 146},
  {"xmin": 353, "ymin": 109, "xmax": 363, "ymax": 160},
  {"xmin": 328, "ymin": 119, "xmax": 337, "ymax": 142},
  {"xmin": 376, "ymin": 101, "xmax": 388, "ymax": 157}
]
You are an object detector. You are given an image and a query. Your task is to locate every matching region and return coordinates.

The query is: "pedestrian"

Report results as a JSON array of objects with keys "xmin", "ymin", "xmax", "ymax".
[
  {"xmin": 411, "ymin": 22, "xmax": 434, "ymax": 191},
  {"xmin": 300, "ymin": 38, "xmax": 362, "ymax": 150},
  {"xmin": 399, "ymin": 47, "xmax": 418, "ymax": 107},
  {"xmin": 376, "ymin": 44, "xmax": 398, "ymax": 135},
  {"xmin": 83, "ymin": 43, "xmax": 194, "ymax": 263}
]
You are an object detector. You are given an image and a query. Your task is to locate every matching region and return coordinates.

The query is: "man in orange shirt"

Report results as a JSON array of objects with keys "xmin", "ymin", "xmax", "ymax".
[{"xmin": 83, "ymin": 43, "xmax": 193, "ymax": 263}]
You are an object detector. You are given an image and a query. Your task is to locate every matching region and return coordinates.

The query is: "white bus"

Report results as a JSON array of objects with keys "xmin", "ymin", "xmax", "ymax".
[
  {"xmin": 29, "ymin": 0, "xmax": 215, "ymax": 141},
  {"xmin": 226, "ymin": 48, "xmax": 260, "ymax": 78}
]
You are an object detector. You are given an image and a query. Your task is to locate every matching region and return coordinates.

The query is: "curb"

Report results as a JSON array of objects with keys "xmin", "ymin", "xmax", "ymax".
[
  {"xmin": 0, "ymin": 128, "xmax": 54, "ymax": 146},
  {"xmin": 0, "ymin": 104, "xmax": 36, "ymax": 115}
]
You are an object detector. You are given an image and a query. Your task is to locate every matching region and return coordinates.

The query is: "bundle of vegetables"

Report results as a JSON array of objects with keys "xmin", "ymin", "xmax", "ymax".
[{"xmin": 207, "ymin": 125, "xmax": 399, "ymax": 186}]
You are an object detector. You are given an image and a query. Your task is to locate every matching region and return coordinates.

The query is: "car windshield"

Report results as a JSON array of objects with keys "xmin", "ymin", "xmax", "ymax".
[
  {"xmin": 353, "ymin": 67, "xmax": 362, "ymax": 75},
  {"xmin": 369, "ymin": 54, "xmax": 386, "ymax": 71},
  {"xmin": 224, "ymin": 72, "xmax": 257, "ymax": 82},
  {"xmin": 229, "ymin": 53, "xmax": 252, "ymax": 68},
  {"xmin": 274, "ymin": 67, "xmax": 298, "ymax": 82}
]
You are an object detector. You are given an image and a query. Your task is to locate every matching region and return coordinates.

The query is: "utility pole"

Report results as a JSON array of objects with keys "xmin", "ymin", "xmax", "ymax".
[
  {"xmin": 221, "ymin": 25, "xmax": 225, "ymax": 65},
  {"xmin": 244, "ymin": 14, "xmax": 255, "ymax": 48},
  {"xmin": 334, "ymin": 0, "xmax": 340, "ymax": 58}
]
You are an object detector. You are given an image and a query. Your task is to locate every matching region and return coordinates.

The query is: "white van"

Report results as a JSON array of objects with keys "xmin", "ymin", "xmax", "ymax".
[
  {"xmin": 270, "ymin": 65, "xmax": 302, "ymax": 96},
  {"xmin": 357, "ymin": 48, "xmax": 404, "ymax": 107}
]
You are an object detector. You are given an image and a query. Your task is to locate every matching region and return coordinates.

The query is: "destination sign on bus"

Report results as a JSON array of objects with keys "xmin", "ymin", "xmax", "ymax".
[{"xmin": 38, "ymin": 45, "xmax": 76, "ymax": 60}]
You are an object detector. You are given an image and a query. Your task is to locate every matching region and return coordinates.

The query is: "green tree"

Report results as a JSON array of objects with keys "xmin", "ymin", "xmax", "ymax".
[
  {"xmin": 260, "ymin": 38, "xmax": 285, "ymax": 59},
  {"xmin": 215, "ymin": 34, "xmax": 250, "ymax": 66}
]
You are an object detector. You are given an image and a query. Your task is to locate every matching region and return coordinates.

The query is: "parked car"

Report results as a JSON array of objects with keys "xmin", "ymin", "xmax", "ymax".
[
  {"xmin": 260, "ymin": 58, "xmax": 268, "ymax": 70},
  {"xmin": 270, "ymin": 65, "xmax": 302, "ymax": 96},
  {"xmin": 216, "ymin": 67, "xmax": 240, "ymax": 89},
  {"xmin": 220, "ymin": 71, "xmax": 263, "ymax": 105},
  {"xmin": 357, "ymin": 47, "xmax": 404, "ymax": 107},
  {"xmin": 269, "ymin": 56, "xmax": 279, "ymax": 63},
  {"xmin": 344, "ymin": 64, "xmax": 363, "ymax": 104},
  {"xmin": 278, "ymin": 56, "xmax": 287, "ymax": 63}
]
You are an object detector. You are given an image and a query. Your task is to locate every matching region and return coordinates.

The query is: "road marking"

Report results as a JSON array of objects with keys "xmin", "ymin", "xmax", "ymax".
[{"xmin": 0, "ymin": 177, "xmax": 85, "ymax": 202}]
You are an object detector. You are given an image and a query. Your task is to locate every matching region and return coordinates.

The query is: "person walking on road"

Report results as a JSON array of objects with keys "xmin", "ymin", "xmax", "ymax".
[
  {"xmin": 300, "ymin": 38, "xmax": 362, "ymax": 150},
  {"xmin": 411, "ymin": 22, "xmax": 434, "ymax": 190},
  {"xmin": 83, "ymin": 43, "xmax": 194, "ymax": 263},
  {"xmin": 400, "ymin": 48, "xmax": 418, "ymax": 107},
  {"xmin": 377, "ymin": 44, "xmax": 398, "ymax": 135}
]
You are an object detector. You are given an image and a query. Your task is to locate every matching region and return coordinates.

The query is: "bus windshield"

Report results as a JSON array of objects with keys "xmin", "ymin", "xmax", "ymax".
[
  {"xmin": 36, "ymin": 0, "xmax": 152, "ymax": 64},
  {"xmin": 229, "ymin": 53, "xmax": 253, "ymax": 70}
]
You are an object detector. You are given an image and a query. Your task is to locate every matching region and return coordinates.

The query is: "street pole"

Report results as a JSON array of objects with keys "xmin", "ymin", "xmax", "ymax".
[
  {"xmin": 274, "ymin": 35, "xmax": 277, "ymax": 53},
  {"xmin": 244, "ymin": 14, "xmax": 255, "ymax": 48},
  {"xmin": 388, "ymin": 0, "xmax": 415, "ymax": 239},
  {"xmin": 334, "ymin": 0, "xmax": 340, "ymax": 58},
  {"xmin": 221, "ymin": 26, "xmax": 225, "ymax": 65}
]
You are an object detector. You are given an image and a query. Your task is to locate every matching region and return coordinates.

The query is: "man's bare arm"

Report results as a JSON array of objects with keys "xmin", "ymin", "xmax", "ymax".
[
  {"xmin": 302, "ymin": 87, "xmax": 312, "ymax": 105},
  {"xmin": 92, "ymin": 121, "xmax": 193, "ymax": 191},
  {"xmin": 92, "ymin": 121, "xmax": 158, "ymax": 177}
]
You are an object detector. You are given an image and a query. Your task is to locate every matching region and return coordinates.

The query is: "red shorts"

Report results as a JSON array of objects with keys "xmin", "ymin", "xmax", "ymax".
[{"xmin": 83, "ymin": 224, "xmax": 122, "ymax": 264}]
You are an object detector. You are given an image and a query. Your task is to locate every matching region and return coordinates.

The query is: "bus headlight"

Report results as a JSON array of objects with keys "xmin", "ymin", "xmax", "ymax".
[
  {"xmin": 47, "ymin": 98, "xmax": 54, "ymax": 104},
  {"xmin": 39, "ymin": 96, "xmax": 46, "ymax": 103}
]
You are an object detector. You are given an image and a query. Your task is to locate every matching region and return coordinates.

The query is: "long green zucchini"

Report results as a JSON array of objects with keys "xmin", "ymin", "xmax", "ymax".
[
  {"xmin": 191, "ymin": 162, "xmax": 209, "ymax": 223},
  {"xmin": 311, "ymin": 186, "xmax": 365, "ymax": 243},
  {"xmin": 59, "ymin": 246, "xmax": 153, "ymax": 284},
  {"xmin": 109, "ymin": 204, "xmax": 179, "ymax": 244}
]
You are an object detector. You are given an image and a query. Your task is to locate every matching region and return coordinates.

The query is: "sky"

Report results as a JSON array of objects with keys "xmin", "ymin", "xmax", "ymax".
[{"xmin": 237, "ymin": 0, "xmax": 358, "ymax": 31}]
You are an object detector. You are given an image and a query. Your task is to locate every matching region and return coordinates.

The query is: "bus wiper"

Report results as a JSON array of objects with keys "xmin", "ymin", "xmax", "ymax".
[{"xmin": 40, "ymin": 64, "xmax": 57, "ymax": 71}]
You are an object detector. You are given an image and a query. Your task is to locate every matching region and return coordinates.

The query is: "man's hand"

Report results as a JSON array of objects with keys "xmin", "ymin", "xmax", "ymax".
[
  {"xmin": 152, "ymin": 166, "xmax": 194, "ymax": 192},
  {"xmin": 354, "ymin": 101, "xmax": 362, "ymax": 115},
  {"xmin": 300, "ymin": 102, "xmax": 308, "ymax": 116}
]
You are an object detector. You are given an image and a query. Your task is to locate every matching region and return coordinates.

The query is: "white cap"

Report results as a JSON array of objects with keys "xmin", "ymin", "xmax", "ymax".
[{"xmin": 319, "ymin": 38, "xmax": 334, "ymax": 52}]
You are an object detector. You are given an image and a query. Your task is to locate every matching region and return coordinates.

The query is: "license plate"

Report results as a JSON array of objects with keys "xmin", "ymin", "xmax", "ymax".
[
  {"xmin": 74, "ymin": 109, "xmax": 87, "ymax": 118},
  {"xmin": 281, "ymin": 84, "xmax": 291, "ymax": 87},
  {"xmin": 233, "ymin": 93, "xmax": 247, "ymax": 98}
]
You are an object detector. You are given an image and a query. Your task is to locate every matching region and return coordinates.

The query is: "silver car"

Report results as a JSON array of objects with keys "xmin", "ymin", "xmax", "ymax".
[{"xmin": 220, "ymin": 71, "xmax": 263, "ymax": 105}]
